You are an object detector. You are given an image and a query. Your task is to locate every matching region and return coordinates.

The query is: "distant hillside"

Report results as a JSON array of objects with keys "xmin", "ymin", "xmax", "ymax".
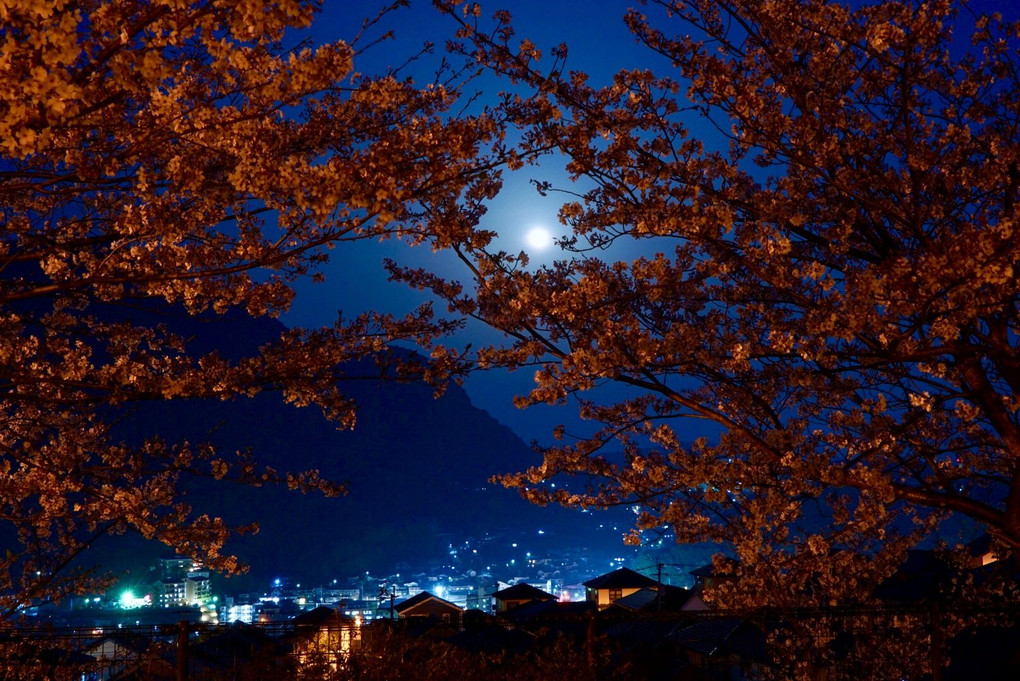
[{"xmin": 91, "ymin": 308, "xmax": 605, "ymax": 589}]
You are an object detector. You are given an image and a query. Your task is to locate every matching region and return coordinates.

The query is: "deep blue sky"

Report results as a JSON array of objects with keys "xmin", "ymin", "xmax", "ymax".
[
  {"xmin": 279, "ymin": 0, "xmax": 1014, "ymax": 446},
  {"xmin": 279, "ymin": 0, "xmax": 671, "ymax": 444}
]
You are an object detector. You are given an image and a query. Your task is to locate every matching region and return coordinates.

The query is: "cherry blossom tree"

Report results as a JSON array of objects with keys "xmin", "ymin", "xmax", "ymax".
[
  {"xmin": 0, "ymin": 0, "xmax": 501, "ymax": 616},
  {"xmin": 413, "ymin": 0, "xmax": 1020, "ymax": 618}
]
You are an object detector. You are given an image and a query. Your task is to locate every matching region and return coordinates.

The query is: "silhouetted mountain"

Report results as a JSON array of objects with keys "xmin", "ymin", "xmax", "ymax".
[{"xmin": 94, "ymin": 309, "xmax": 599, "ymax": 589}]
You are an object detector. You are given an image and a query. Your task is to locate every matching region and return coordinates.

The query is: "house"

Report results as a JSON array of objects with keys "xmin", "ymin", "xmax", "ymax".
[
  {"xmin": 966, "ymin": 533, "xmax": 1002, "ymax": 568},
  {"xmin": 873, "ymin": 549, "xmax": 952, "ymax": 604},
  {"xmin": 86, "ymin": 627, "xmax": 153, "ymax": 681},
  {"xmin": 0, "ymin": 638, "xmax": 98, "ymax": 681},
  {"xmin": 491, "ymin": 583, "xmax": 557, "ymax": 614},
  {"xmin": 582, "ymin": 567, "xmax": 659, "ymax": 610},
  {"xmin": 393, "ymin": 591, "xmax": 462, "ymax": 626},
  {"xmin": 495, "ymin": 599, "xmax": 595, "ymax": 632},
  {"xmin": 690, "ymin": 559, "xmax": 738, "ymax": 592},
  {"xmin": 683, "ymin": 559, "xmax": 739, "ymax": 611},
  {"xmin": 189, "ymin": 622, "xmax": 287, "ymax": 679},
  {"xmin": 445, "ymin": 610, "xmax": 536, "ymax": 655},
  {"xmin": 600, "ymin": 618, "xmax": 701, "ymax": 680},
  {"xmin": 609, "ymin": 584, "xmax": 692, "ymax": 613},
  {"xmin": 681, "ymin": 591, "xmax": 712, "ymax": 612},
  {"xmin": 287, "ymin": 606, "xmax": 360, "ymax": 672},
  {"xmin": 669, "ymin": 617, "xmax": 766, "ymax": 680}
]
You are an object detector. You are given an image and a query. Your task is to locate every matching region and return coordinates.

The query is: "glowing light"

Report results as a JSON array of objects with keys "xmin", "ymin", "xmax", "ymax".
[
  {"xmin": 119, "ymin": 591, "xmax": 150, "ymax": 609},
  {"xmin": 525, "ymin": 226, "xmax": 553, "ymax": 250}
]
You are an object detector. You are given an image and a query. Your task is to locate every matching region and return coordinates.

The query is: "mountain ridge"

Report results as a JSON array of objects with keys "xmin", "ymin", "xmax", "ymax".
[{"xmin": 92, "ymin": 309, "xmax": 592, "ymax": 589}]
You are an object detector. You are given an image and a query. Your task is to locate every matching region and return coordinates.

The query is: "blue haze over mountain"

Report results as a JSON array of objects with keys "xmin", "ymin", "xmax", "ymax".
[{"xmin": 103, "ymin": 308, "xmax": 612, "ymax": 590}]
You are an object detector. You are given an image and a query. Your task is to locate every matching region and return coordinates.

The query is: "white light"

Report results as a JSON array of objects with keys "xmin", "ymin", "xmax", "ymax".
[{"xmin": 525, "ymin": 226, "xmax": 553, "ymax": 250}]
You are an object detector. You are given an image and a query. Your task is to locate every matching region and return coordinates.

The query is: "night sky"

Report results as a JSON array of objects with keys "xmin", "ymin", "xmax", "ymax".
[
  {"xmin": 278, "ymin": 0, "xmax": 1013, "ymax": 447},
  {"xmin": 276, "ymin": 0, "xmax": 678, "ymax": 444}
]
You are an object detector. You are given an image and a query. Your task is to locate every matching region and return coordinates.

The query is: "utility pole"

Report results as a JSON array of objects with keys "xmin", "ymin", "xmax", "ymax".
[
  {"xmin": 657, "ymin": 563, "xmax": 664, "ymax": 612},
  {"xmin": 930, "ymin": 600, "xmax": 945, "ymax": 681},
  {"xmin": 175, "ymin": 620, "xmax": 189, "ymax": 681}
]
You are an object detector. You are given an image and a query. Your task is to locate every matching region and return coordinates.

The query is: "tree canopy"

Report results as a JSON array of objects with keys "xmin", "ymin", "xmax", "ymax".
[
  {"xmin": 407, "ymin": 0, "xmax": 1020, "ymax": 608},
  {"xmin": 0, "ymin": 0, "xmax": 499, "ymax": 616},
  {"xmin": 5, "ymin": 0, "xmax": 1019, "ymax": 642}
]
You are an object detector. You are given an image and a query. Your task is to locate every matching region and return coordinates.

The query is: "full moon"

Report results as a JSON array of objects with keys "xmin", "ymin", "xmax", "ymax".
[{"xmin": 525, "ymin": 226, "xmax": 553, "ymax": 250}]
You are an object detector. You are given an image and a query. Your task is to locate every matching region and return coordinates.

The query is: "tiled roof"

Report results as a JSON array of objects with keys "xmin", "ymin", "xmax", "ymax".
[
  {"xmin": 609, "ymin": 585, "xmax": 693, "ymax": 612},
  {"xmin": 668, "ymin": 617, "xmax": 766, "ymax": 661},
  {"xmin": 291, "ymin": 606, "xmax": 354, "ymax": 627},
  {"xmin": 500, "ymin": 599, "xmax": 596, "ymax": 621},
  {"xmin": 582, "ymin": 567, "xmax": 658, "ymax": 590},
  {"xmin": 611, "ymin": 588, "xmax": 660, "ymax": 611},
  {"xmin": 394, "ymin": 591, "xmax": 460, "ymax": 614},
  {"xmin": 491, "ymin": 583, "xmax": 556, "ymax": 601}
]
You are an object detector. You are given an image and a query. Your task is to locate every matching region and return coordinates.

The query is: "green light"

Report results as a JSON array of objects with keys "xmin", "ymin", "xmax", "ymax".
[{"xmin": 120, "ymin": 590, "xmax": 149, "ymax": 609}]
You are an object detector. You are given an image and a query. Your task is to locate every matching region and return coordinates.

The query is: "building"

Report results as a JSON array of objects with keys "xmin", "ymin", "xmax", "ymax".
[
  {"xmin": 157, "ymin": 578, "xmax": 187, "ymax": 609},
  {"xmin": 582, "ymin": 567, "xmax": 659, "ymax": 610},
  {"xmin": 491, "ymin": 583, "xmax": 557, "ymax": 614},
  {"xmin": 288, "ymin": 606, "xmax": 361, "ymax": 672},
  {"xmin": 159, "ymin": 555, "xmax": 193, "ymax": 579},
  {"xmin": 394, "ymin": 591, "xmax": 462, "ymax": 626},
  {"xmin": 155, "ymin": 554, "xmax": 212, "ymax": 607},
  {"xmin": 610, "ymin": 584, "xmax": 692, "ymax": 612},
  {"xmin": 86, "ymin": 630, "xmax": 156, "ymax": 681},
  {"xmin": 224, "ymin": 597, "xmax": 256, "ymax": 624}
]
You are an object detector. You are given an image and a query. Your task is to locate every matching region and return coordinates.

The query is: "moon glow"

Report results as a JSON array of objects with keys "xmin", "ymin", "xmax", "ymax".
[{"xmin": 525, "ymin": 226, "xmax": 553, "ymax": 250}]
